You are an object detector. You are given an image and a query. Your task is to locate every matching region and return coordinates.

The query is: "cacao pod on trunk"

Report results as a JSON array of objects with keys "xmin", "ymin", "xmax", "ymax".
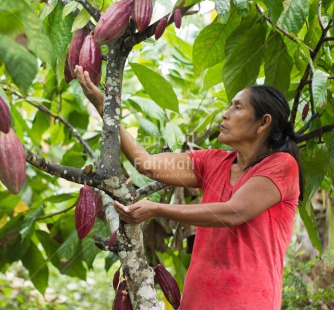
[
  {"xmin": 67, "ymin": 27, "xmax": 90, "ymax": 78},
  {"xmin": 302, "ymin": 103, "xmax": 309, "ymax": 121},
  {"xmin": 0, "ymin": 96, "xmax": 11, "ymax": 134},
  {"xmin": 174, "ymin": 9, "xmax": 182, "ymax": 29},
  {"xmin": 134, "ymin": 0, "xmax": 153, "ymax": 33},
  {"xmin": 94, "ymin": 0, "xmax": 134, "ymax": 45},
  {"xmin": 64, "ymin": 54, "xmax": 74, "ymax": 84},
  {"xmin": 0, "ymin": 129, "xmax": 26, "ymax": 194},
  {"xmin": 112, "ymin": 280, "xmax": 133, "ymax": 310},
  {"xmin": 75, "ymin": 185, "xmax": 96, "ymax": 239},
  {"xmin": 113, "ymin": 268, "xmax": 121, "ymax": 290},
  {"xmin": 94, "ymin": 191, "xmax": 105, "ymax": 220},
  {"xmin": 154, "ymin": 264, "xmax": 181, "ymax": 309},
  {"xmin": 79, "ymin": 35, "xmax": 102, "ymax": 86},
  {"xmin": 154, "ymin": 16, "xmax": 168, "ymax": 40}
]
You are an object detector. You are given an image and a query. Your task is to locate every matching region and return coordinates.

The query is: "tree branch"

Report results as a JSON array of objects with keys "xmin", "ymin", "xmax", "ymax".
[
  {"xmin": 36, "ymin": 204, "xmax": 76, "ymax": 221},
  {"xmin": 75, "ymin": 0, "xmax": 101, "ymax": 21},
  {"xmin": 136, "ymin": 181, "xmax": 170, "ymax": 199},
  {"xmin": 1, "ymin": 84, "xmax": 98, "ymax": 167},
  {"xmin": 296, "ymin": 112, "xmax": 321, "ymax": 134},
  {"xmin": 297, "ymin": 124, "xmax": 334, "ymax": 142}
]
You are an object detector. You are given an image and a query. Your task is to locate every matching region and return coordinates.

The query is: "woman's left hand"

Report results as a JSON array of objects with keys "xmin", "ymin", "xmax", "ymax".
[{"xmin": 113, "ymin": 200, "xmax": 157, "ymax": 224}]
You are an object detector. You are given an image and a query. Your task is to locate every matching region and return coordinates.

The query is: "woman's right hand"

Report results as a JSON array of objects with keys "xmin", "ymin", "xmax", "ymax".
[{"xmin": 74, "ymin": 65, "xmax": 104, "ymax": 116}]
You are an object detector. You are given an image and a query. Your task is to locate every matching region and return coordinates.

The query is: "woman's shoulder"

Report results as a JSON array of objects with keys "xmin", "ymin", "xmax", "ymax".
[
  {"xmin": 189, "ymin": 148, "xmax": 236, "ymax": 161},
  {"xmin": 254, "ymin": 152, "xmax": 298, "ymax": 174}
]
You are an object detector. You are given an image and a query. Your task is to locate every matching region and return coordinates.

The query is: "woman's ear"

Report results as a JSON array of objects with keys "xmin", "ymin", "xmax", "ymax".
[{"xmin": 257, "ymin": 114, "xmax": 272, "ymax": 134}]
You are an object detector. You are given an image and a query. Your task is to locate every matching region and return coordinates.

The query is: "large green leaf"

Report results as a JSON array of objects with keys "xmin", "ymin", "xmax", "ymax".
[
  {"xmin": 312, "ymin": 69, "xmax": 328, "ymax": 107},
  {"xmin": 222, "ymin": 23, "xmax": 266, "ymax": 100},
  {"xmin": 260, "ymin": 0, "xmax": 284, "ymax": 25},
  {"xmin": 0, "ymin": 0, "xmax": 54, "ymax": 65},
  {"xmin": 163, "ymin": 122, "xmax": 185, "ymax": 152},
  {"xmin": 47, "ymin": 2, "xmax": 74, "ymax": 65},
  {"xmin": 130, "ymin": 63, "xmax": 179, "ymax": 113},
  {"xmin": 21, "ymin": 241, "xmax": 49, "ymax": 294},
  {"xmin": 280, "ymin": 0, "xmax": 309, "ymax": 35},
  {"xmin": 136, "ymin": 115, "xmax": 161, "ymax": 137},
  {"xmin": 264, "ymin": 31, "xmax": 293, "ymax": 94},
  {"xmin": 201, "ymin": 61, "xmax": 224, "ymax": 92},
  {"xmin": 298, "ymin": 203, "xmax": 322, "ymax": 256},
  {"xmin": 0, "ymin": 35, "xmax": 37, "ymax": 93}
]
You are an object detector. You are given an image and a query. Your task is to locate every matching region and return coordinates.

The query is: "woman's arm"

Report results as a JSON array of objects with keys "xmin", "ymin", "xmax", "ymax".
[
  {"xmin": 114, "ymin": 176, "xmax": 281, "ymax": 226},
  {"xmin": 75, "ymin": 66, "xmax": 198, "ymax": 187}
]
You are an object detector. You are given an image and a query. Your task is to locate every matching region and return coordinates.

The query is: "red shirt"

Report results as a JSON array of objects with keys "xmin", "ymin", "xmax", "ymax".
[{"xmin": 181, "ymin": 150, "xmax": 299, "ymax": 310}]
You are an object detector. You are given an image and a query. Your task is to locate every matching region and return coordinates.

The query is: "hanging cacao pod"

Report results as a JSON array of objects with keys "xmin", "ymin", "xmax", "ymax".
[
  {"xmin": 154, "ymin": 16, "xmax": 168, "ymax": 40},
  {"xmin": 94, "ymin": 191, "xmax": 106, "ymax": 220},
  {"xmin": 79, "ymin": 34, "xmax": 102, "ymax": 86},
  {"xmin": 0, "ymin": 96, "xmax": 11, "ymax": 134},
  {"xmin": 108, "ymin": 232, "xmax": 117, "ymax": 248},
  {"xmin": 174, "ymin": 9, "xmax": 182, "ymax": 29},
  {"xmin": 302, "ymin": 103, "xmax": 309, "ymax": 121},
  {"xmin": 94, "ymin": 0, "xmax": 134, "ymax": 45},
  {"xmin": 0, "ymin": 129, "xmax": 26, "ymax": 194},
  {"xmin": 64, "ymin": 54, "xmax": 74, "ymax": 84},
  {"xmin": 154, "ymin": 264, "xmax": 181, "ymax": 309},
  {"xmin": 134, "ymin": 0, "xmax": 153, "ymax": 33},
  {"xmin": 75, "ymin": 185, "xmax": 96, "ymax": 239},
  {"xmin": 67, "ymin": 27, "xmax": 90, "ymax": 78},
  {"xmin": 112, "ymin": 280, "xmax": 133, "ymax": 310},
  {"xmin": 113, "ymin": 268, "xmax": 121, "ymax": 290}
]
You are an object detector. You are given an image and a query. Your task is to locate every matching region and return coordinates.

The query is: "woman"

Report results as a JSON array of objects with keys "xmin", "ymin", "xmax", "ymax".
[{"xmin": 75, "ymin": 66, "xmax": 303, "ymax": 309}]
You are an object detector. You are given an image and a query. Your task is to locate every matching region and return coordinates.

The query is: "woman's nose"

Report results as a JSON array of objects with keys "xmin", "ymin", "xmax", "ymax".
[{"xmin": 222, "ymin": 109, "xmax": 229, "ymax": 119}]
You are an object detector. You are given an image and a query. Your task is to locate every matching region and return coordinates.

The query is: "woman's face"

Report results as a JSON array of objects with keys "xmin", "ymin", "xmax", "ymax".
[{"xmin": 218, "ymin": 89, "xmax": 263, "ymax": 147}]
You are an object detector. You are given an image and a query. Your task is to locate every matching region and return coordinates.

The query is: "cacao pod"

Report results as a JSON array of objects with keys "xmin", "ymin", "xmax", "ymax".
[
  {"xmin": 67, "ymin": 27, "xmax": 90, "ymax": 78},
  {"xmin": 113, "ymin": 268, "xmax": 121, "ymax": 290},
  {"xmin": 302, "ymin": 103, "xmax": 309, "ymax": 121},
  {"xmin": 0, "ymin": 96, "xmax": 11, "ymax": 134},
  {"xmin": 154, "ymin": 16, "xmax": 168, "ymax": 40},
  {"xmin": 109, "ymin": 232, "xmax": 117, "ymax": 248},
  {"xmin": 64, "ymin": 54, "xmax": 74, "ymax": 84},
  {"xmin": 134, "ymin": 0, "xmax": 153, "ymax": 33},
  {"xmin": 79, "ymin": 34, "xmax": 102, "ymax": 86},
  {"xmin": 94, "ymin": 191, "xmax": 106, "ymax": 220},
  {"xmin": 75, "ymin": 185, "xmax": 96, "ymax": 239},
  {"xmin": 174, "ymin": 9, "xmax": 182, "ymax": 29},
  {"xmin": 94, "ymin": 0, "xmax": 134, "ymax": 45},
  {"xmin": 0, "ymin": 129, "xmax": 26, "ymax": 194},
  {"xmin": 154, "ymin": 264, "xmax": 181, "ymax": 309},
  {"xmin": 112, "ymin": 280, "xmax": 133, "ymax": 310}
]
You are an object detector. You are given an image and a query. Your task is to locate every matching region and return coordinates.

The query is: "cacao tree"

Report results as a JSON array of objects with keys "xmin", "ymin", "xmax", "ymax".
[{"xmin": 1, "ymin": 0, "xmax": 334, "ymax": 308}]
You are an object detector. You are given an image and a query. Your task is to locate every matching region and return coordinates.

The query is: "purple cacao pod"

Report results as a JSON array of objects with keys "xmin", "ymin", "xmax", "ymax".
[
  {"xmin": 75, "ymin": 185, "xmax": 96, "ymax": 239},
  {"xmin": 79, "ymin": 34, "xmax": 102, "ymax": 86},
  {"xmin": 134, "ymin": 0, "xmax": 153, "ymax": 33},
  {"xmin": 174, "ymin": 9, "xmax": 182, "ymax": 29},
  {"xmin": 154, "ymin": 16, "xmax": 168, "ymax": 40},
  {"xmin": 67, "ymin": 27, "xmax": 90, "ymax": 78},
  {"xmin": 64, "ymin": 54, "xmax": 74, "ymax": 83},
  {"xmin": 0, "ymin": 96, "xmax": 11, "ymax": 134},
  {"xmin": 93, "ymin": 0, "xmax": 134, "ymax": 45},
  {"xmin": 94, "ymin": 191, "xmax": 106, "ymax": 220},
  {"xmin": 154, "ymin": 264, "xmax": 181, "ymax": 309},
  {"xmin": 0, "ymin": 129, "xmax": 26, "ymax": 194},
  {"xmin": 112, "ymin": 280, "xmax": 133, "ymax": 310}
]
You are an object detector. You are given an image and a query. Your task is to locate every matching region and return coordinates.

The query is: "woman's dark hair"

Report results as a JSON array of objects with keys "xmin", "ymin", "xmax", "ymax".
[{"xmin": 247, "ymin": 85, "xmax": 304, "ymax": 201}]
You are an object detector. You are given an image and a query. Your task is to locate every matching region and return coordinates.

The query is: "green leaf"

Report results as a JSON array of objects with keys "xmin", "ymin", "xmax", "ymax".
[
  {"xmin": 21, "ymin": 241, "xmax": 49, "ymax": 294},
  {"xmin": 281, "ymin": 0, "xmax": 309, "ymax": 35},
  {"xmin": 201, "ymin": 61, "xmax": 224, "ymax": 92},
  {"xmin": 222, "ymin": 23, "xmax": 266, "ymax": 100},
  {"xmin": 136, "ymin": 115, "xmax": 160, "ymax": 137},
  {"xmin": 47, "ymin": 2, "xmax": 74, "ymax": 65},
  {"xmin": 0, "ymin": 10, "xmax": 25, "ymax": 35},
  {"xmin": 260, "ymin": 0, "xmax": 284, "ymax": 25},
  {"xmin": 61, "ymin": 143, "xmax": 87, "ymax": 168},
  {"xmin": 31, "ymin": 110, "xmax": 52, "ymax": 145},
  {"xmin": 81, "ymin": 237, "xmax": 99, "ymax": 269},
  {"xmin": 233, "ymin": 0, "xmax": 251, "ymax": 16},
  {"xmin": 71, "ymin": 9, "xmax": 91, "ymax": 32},
  {"xmin": 128, "ymin": 95, "xmax": 166, "ymax": 124},
  {"xmin": 39, "ymin": 0, "xmax": 58, "ymax": 20},
  {"xmin": 20, "ymin": 206, "xmax": 44, "ymax": 240},
  {"xmin": 264, "ymin": 31, "xmax": 293, "ymax": 94},
  {"xmin": 130, "ymin": 63, "xmax": 179, "ymax": 113},
  {"xmin": 193, "ymin": 23, "xmax": 229, "ymax": 75},
  {"xmin": 312, "ymin": 69, "xmax": 328, "ymax": 107},
  {"xmin": 63, "ymin": 1, "xmax": 78, "ymax": 19},
  {"xmin": 215, "ymin": 0, "xmax": 230, "ymax": 23},
  {"xmin": 298, "ymin": 203, "xmax": 322, "ymax": 256},
  {"xmin": 164, "ymin": 122, "xmax": 185, "ymax": 152},
  {"xmin": 123, "ymin": 161, "xmax": 153, "ymax": 187},
  {"xmin": 0, "ymin": 35, "xmax": 37, "ymax": 93}
]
